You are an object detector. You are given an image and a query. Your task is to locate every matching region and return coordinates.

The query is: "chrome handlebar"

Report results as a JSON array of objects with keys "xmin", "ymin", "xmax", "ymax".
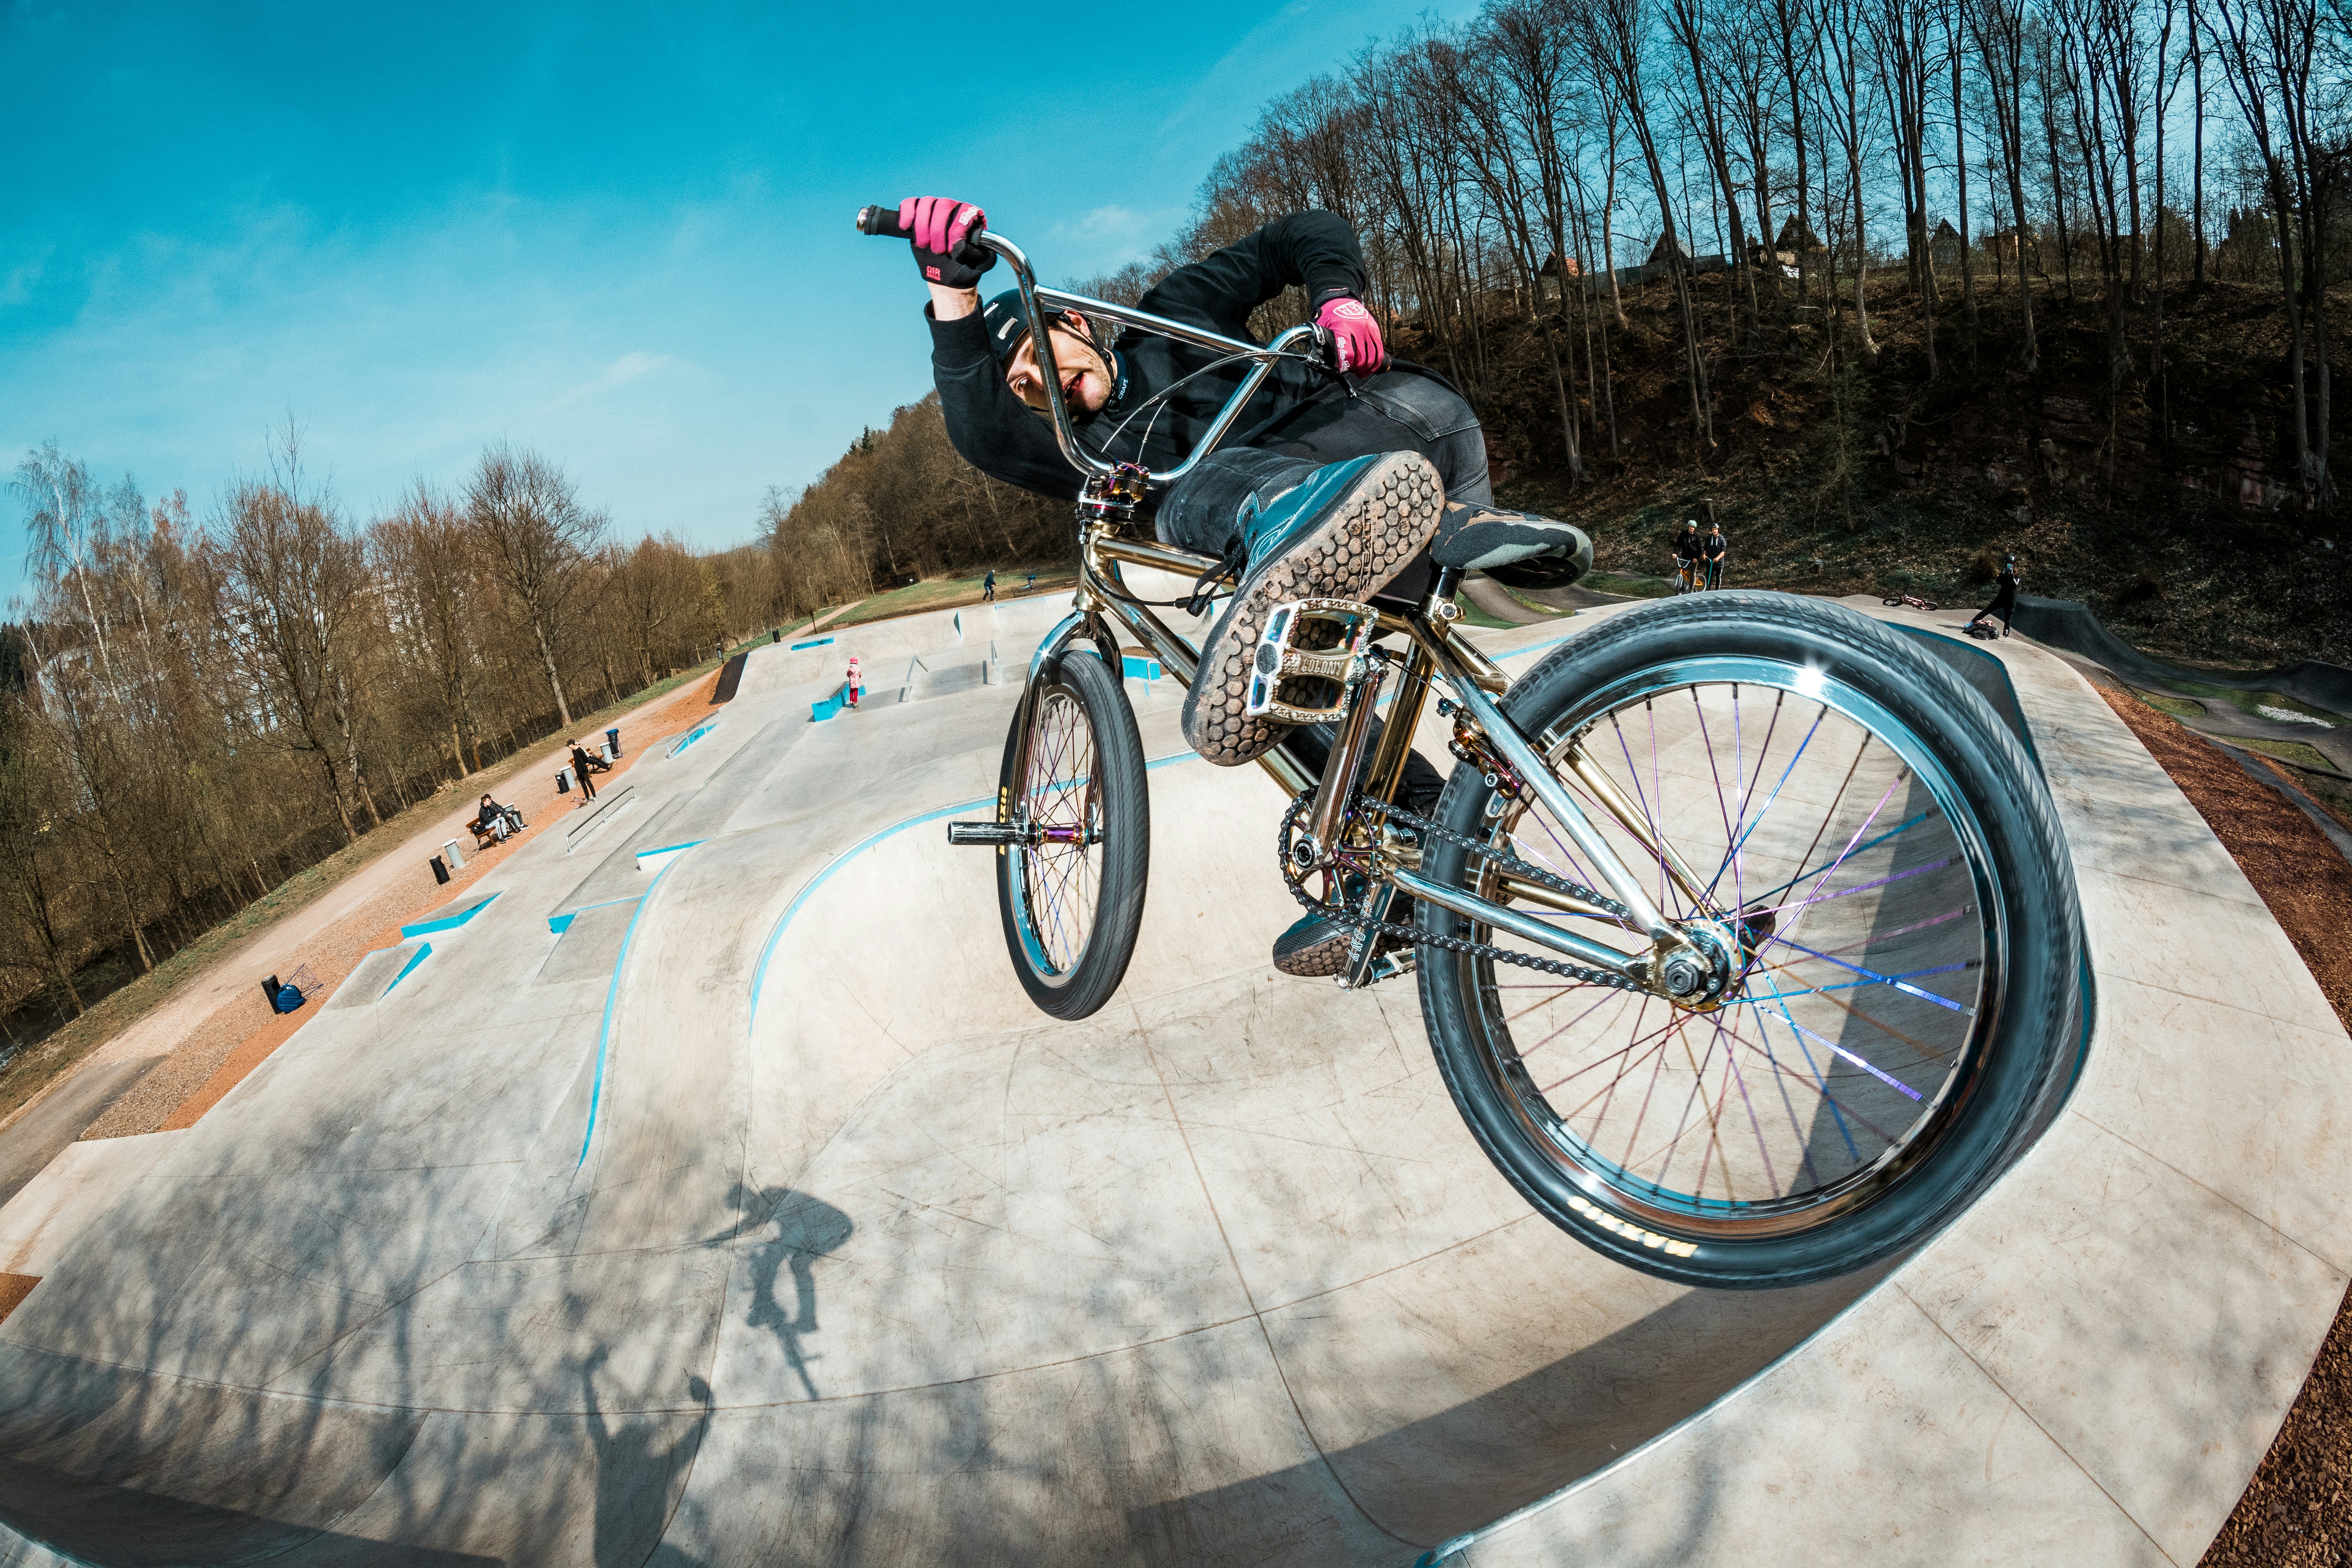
[
  {"xmin": 858, "ymin": 204, "xmax": 1323, "ymax": 488},
  {"xmin": 975, "ymin": 231, "xmax": 1321, "ymax": 487}
]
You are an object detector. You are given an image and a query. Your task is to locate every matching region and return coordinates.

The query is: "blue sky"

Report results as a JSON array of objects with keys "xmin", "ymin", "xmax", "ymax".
[{"xmin": 0, "ymin": 0, "xmax": 1470, "ymax": 604}]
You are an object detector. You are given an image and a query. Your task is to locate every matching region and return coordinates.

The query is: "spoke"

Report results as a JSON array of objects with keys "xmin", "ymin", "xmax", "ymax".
[
  {"xmin": 1747, "ymin": 810, "xmax": 1936, "ymax": 911},
  {"xmin": 1766, "ymin": 937, "xmax": 1976, "ymax": 1015},
  {"xmin": 1704, "ymin": 706, "xmax": 1827, "ymax": 904}
]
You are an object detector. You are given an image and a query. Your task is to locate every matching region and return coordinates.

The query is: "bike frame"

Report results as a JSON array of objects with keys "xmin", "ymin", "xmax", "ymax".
[{"xmin": 974, "ymin": 228, "xmax": 1718, "ymax": 995}]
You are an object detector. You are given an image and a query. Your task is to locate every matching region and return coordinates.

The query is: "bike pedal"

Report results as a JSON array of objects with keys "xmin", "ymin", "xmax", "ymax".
[
  {"xmin": 1338, "ymin": 948, "xmax": 1417, "ymax": 989},
  {"xmin": 1244, "ymin": 598, "xmax": 1380, "ymax": 725}
]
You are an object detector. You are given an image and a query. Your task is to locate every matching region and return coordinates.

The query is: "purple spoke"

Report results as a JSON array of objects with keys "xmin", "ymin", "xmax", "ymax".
[
  {"xmin": 1713, "ymin": 1008, "xmax": 1780, "ymax": 1195},
  {"xmin": 1815, "ymin": 904, "xmax": 1971, "ymax": 955},
  {"xmin": 1705, "ymin": 707, "xmax": 1828, "ymax": 904},
  {"xmin": 1759, "ymin": 855, "xmax": 1957, "ymax": 917}
]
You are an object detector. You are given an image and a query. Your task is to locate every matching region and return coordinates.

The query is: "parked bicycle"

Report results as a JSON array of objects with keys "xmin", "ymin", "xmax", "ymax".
[{"xmin": 863, "ymin": 205, "xmax": 2083, "ymax": 1289}]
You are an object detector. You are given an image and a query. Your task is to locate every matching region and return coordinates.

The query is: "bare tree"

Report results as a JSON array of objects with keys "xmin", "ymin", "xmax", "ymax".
[{"xmin": 466, "ymin": 445, "xmax": 606, "ymax": 728}]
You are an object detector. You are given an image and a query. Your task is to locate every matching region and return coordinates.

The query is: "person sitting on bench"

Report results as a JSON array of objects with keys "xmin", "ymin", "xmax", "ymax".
[{"xmin": 470, "ymin": 793, "xmax": 521, "ymax": 845}]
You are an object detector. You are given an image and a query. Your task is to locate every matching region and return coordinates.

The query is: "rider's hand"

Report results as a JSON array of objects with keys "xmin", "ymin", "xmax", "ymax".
[
  {"xmin": 1314, "ymin": 295, "xmax": 1387, "ymax": 376},
  {"xmin": 900, "ymin": 196, "xmax": 994, "ymax": 290}
]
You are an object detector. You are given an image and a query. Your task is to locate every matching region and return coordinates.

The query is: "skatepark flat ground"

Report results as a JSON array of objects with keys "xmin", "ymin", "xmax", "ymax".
[{"xmin": 0, "ymin": 590, "xmax": 2347, "ymax": 1566}]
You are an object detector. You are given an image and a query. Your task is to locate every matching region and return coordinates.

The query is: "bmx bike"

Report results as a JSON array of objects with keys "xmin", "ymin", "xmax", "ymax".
[
  {"xmin": 1673, "ymin": 558, "xmax": 1704, "ymax": 594},
  {"xmin": 860, "ymin": 204, "xmax": 2083, "ymax": 1289},
  {"xmin": 1882, "ymin": 591, "xmax": 1940, "ymax": 612}
]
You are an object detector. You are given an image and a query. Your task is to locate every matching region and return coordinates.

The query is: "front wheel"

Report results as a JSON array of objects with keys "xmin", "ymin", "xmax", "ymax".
[
  {"xmin": 992, "ymin": 650, "xmax": 1149, "ymax": 1020},
  {"xmin": 1415, "ymin": 591, "xmax": 2083, "ymax": 1288}
]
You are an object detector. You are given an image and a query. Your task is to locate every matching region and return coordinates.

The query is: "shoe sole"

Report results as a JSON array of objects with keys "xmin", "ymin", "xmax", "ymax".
[
  {"xmin": 1183, "ymin": 452, "xmax": 1444, "ymax": 766},
  {"xmin": 1273, "ymin": 918, "xmax": 1354, "ymax": 978}
]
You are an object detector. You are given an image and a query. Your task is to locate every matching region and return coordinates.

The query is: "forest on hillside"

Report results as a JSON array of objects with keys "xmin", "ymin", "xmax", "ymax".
[
  {"xmin": 0, "ymin": 435, "xmax": 787, "ymax": 1045},
  {"xmin": 778, "ymin": 0, "xmax": 2348, "ymax": 648}
]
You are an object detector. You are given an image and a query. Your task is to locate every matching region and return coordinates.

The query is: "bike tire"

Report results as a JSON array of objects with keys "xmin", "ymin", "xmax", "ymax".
[
  {"xmin": 1414, "ymin": 590, "xmax": 2083, "ymax": 1289},
  {"xmin": 1880, "ymin": 596, "xmax": 1905, "ymax": 607},
  {"xmin": 993, "ymin": 650, "xmax": 1150, "ymax": 1020}
]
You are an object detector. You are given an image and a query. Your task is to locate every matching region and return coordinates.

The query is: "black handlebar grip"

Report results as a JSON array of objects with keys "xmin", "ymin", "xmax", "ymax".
[{"xmin": 856, "ymin": 203, "xmax": 908, "ymax": 238}]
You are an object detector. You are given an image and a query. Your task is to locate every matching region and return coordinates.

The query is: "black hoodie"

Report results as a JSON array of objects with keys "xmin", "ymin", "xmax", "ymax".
[{"xmin": 927, "ymin": 211, "xmax": 1371, "ymax": 504}]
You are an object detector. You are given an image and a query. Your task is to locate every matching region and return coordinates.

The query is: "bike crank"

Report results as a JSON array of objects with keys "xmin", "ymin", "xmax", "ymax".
[{"xmin": 1276, "ymin": 793, "xmax": 1649, "ymax": 992}]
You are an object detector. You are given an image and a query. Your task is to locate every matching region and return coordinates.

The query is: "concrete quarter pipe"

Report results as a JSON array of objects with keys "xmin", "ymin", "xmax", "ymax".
[{"xmin": 0, "ymin": 593, "xmax": 2344, "ymax": 1565}]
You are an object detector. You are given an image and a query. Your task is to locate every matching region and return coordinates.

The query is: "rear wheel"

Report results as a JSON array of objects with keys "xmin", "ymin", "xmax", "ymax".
[
  {"xmin": 993, "ymin": 651, "xmax": 1149, "ymax": 1020},
  {"xmin": 1415, "ymin": 592, "xmax": 2083, "ymax": 1288}
]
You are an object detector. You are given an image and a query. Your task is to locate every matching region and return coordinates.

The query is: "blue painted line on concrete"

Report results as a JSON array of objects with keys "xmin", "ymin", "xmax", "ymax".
[
  {"xmin": 577, "ymin": 859, "xmax": 681, "ymax": 1170},
  {"xmin": 399, "ymin": 890, "xmax": 500, "ymax": 940},
  {"xmin": 548, "ymin": 893, "xmax": 644, "ymax": 935},
  {"xmin": 790, "ymin": 635, "xmax": 835, "ymax": 651},
  {"xmin": 383, "ymin": 942, "xmax": 432, "ymax": 996},
  {"xmin": 667, "ymin": 720, "xmax": 720, "ymax": 758},
  {"xmin": 745, "ymin": 751, "xmax": 1210, "ymax": 1038},
  {"xmin": 635, "ymin": 839, "xmax": 707, "ymax": 870}
]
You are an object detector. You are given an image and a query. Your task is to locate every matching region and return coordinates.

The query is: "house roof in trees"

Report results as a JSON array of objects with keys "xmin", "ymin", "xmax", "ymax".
[
  {"xmin": 1646, "ymin": 234, "xmax": 1693, "ymax": 263},
  {"xmin": 1774, "ymin": 216, "xmax": 1824, "ymax": 251}
]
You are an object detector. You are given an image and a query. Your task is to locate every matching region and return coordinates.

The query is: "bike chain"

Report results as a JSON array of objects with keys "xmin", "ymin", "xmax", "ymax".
[{"xmin": 1278, "ymin": 795, "xmax": 1646, "ymax": 992}]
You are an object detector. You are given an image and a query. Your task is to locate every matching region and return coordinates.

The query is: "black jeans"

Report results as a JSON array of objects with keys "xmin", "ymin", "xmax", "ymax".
[
  {"xmin": 1976, "ymin": 587, "xmax": 2017, "ymax": 630},
  {"xmin": 1152, "ymin": 369, "xmax": 1488, "ymax": 602}
]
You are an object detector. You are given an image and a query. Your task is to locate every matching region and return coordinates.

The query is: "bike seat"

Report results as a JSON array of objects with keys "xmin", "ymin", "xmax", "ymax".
[{"xmin": 1428, "ymin": 506, "xmax": 1594, "ymax": 589}]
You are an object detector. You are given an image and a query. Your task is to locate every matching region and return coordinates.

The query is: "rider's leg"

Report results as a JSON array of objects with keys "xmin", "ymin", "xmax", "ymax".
[{"xmin": 1157, "ymin": 448, "xmax": 1445, "ymax": 767}]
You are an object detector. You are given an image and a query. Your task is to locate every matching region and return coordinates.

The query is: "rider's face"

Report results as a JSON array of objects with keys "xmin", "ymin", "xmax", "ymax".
[{"xmin": 1004, "ymin": 313, "xmax": 1112, "ymax": 416}]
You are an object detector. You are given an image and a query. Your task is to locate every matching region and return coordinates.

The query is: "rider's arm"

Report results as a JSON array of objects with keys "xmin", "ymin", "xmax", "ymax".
[
  {"xmin": 928, "ymin": 303, "xmax": 1083, "ymax": 501},
  {"xmin": 1138, "ymin": 210, "xmax": 1368, "ymax": 338}
]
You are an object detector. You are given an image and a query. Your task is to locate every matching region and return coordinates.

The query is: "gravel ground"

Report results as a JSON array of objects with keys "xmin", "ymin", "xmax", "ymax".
[
  {"xmin": 2088, "ymin": 681, "xmax": 2352, "ymax": 1567},
  {"xmin": 78, "ymin": 672, "xmax": 727, "ymax": 1142}
]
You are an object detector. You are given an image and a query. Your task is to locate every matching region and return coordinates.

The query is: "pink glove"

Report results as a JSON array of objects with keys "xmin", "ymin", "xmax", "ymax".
[
  {"xmin": 1316, "ymin": 296, "xmax": 1387, "ymax": 376},
  {"xmin": 898, "ymin": 197, "xmax": 990, "ymax": 288}
]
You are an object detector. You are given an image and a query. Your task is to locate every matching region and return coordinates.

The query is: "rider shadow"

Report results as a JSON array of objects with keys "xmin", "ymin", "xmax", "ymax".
[{"xmin": 708, "ymin": 1183, "xmax": 854, "ymax": 1403}]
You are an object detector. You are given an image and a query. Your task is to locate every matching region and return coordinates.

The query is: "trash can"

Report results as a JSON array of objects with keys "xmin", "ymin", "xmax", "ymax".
[
  {"xmin": 431, "ymin": 855, "xmax": 450, "ymax": 885},
  {"xmin": 442, "ymin": 838, "xmax": 466, "ymax": 871},
  {"xmin": 606, "ymin": 726, "xmax": 622, "ymax": 758},
  {"xmin": 261, "ymin": 974, "xmax": 283, "ymax": 1010},
  {"xmin": 556, "ymin": 768, "xmax": 571, "ymax": 794}
]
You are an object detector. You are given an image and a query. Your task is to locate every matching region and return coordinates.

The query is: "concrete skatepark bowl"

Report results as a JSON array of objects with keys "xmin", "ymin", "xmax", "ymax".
[{"xmin": 0, "ymin": 589, "xmax": 2346, "ymax": 1566}]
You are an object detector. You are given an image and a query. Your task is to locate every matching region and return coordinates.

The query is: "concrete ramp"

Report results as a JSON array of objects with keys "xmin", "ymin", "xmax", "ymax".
[
  {"xmin": 2008, "ymin": 594, "xmax": 2352, "ymax": 714},
  {"xmin": 0, "ymin": 606, "xmax": 2345, "ymax": 1565}
]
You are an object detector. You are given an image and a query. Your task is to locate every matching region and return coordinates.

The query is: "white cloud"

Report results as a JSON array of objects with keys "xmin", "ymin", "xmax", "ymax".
[{"xmin": 541, "ymin": 350, "xmax": 681, "ymax": 412}]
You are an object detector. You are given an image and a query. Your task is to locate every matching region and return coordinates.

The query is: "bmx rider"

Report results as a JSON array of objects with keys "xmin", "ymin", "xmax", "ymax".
[{"xmin": 891, "ymin": 196, "xmax": 1591, "ymax": 974}]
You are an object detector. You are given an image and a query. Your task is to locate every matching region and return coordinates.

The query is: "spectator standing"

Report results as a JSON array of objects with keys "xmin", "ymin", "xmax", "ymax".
[
  {"xmin": 1672, "ymin": 520, "xmax": 1703, "ymax": 592},
  {"xmin": 846, "ymin": 655, "xmax": 864, "ymax": 708},
  {"xmin": 1703, "ymin": 524, "xmax": 1728, "ymax": 590},
  {"xmin": 569, "ymin": 741, "xmax": 599, "ymax": 803},
  {"xmin": 1967, "ymin": 555, "xmax": 2023, "ymax": 638},
  {"xmin": 982, "ymin": 568, "xmax": 997, "ymax": 603}
]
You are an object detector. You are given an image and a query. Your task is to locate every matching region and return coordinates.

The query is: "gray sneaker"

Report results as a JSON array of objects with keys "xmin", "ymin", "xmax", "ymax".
[{"xmin": 1182, "ymin": 452, "xmax": 1444, "ymax": 766}]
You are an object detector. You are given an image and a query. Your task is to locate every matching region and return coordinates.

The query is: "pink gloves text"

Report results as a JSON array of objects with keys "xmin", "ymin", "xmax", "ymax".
[{"xmin": 1315, "ymin": 296, "xmax": 1387, "ymax": 376}]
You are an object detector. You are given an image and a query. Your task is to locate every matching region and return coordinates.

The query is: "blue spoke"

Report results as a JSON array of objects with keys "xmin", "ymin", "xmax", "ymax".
[{"xmin": 1767, "ymin": 937, "xmax": 1975, "ymax": 1015}]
